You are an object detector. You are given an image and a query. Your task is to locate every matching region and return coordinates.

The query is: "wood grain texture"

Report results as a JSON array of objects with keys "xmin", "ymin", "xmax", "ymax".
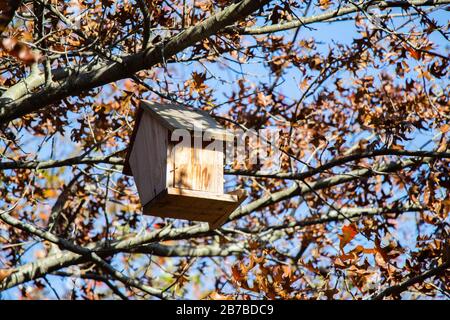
[
  {"xmin": 129, "ymin": 111, "xmax": 169, "ymax": 205},
  {"xmin": 141, "ymin": 100, "xmax": 234, "ymax": 142},
  {"xmin": 143, "ymin": 187, "xmax": 246, "ymax": 228},
  {"xmin": 171, "ymin": 141, "xmax": 224, "ymax": 194},
  {"xmin": 209, "ymin": 189, "xmax": 247, "ymax": 229}
]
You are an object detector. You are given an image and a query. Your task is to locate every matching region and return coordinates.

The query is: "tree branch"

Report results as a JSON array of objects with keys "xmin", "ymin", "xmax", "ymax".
[
  {"xmin": 239, "ymin": 0, "xmax": 450, "ymax": 35},
  {"xmin": 229, "ymin": 155, "xmax": 435, "ymax": 221},
  {"xmin": 0, "ymin": 0, "xmax": 270, "ymax": 124},
  {"xmin": 0, "ymin": 154, "xmax": 123, "ymax": 170},
  {"xmin": 372, "ymin": 260, "xmax": 450, "ymax": 300},
  {"xmin": 51, "ymin": 271, "xmax": 129, "ymax": 300},
  {"xmin": 226, "ymin": 149, "xmax": 450, "ymax": 181},
  {"xmin": 0, "ymin": 207, "xmax": 167, "ymax": 299},
  {"xmin": 123, "ymin": 243, "xmax": 245, "ymax": 257}
]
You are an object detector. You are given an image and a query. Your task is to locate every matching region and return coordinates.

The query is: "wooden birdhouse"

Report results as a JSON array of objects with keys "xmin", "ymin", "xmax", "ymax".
[{"xmin": 123, "ymin": 100, "xmax": 246, "ymax": 229}]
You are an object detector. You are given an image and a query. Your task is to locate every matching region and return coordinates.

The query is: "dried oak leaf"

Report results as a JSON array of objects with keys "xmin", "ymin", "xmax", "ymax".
[
  {"xmin": 0, "ymin": 269, "xmax": 13, "ymax": 281},
  {"xmin": 339, "ymin": 223, "xmax": 358, "ymax": 250},
  {"xmin": 1, "ymin": 38, "xmax": 40, "ymax": 65}
]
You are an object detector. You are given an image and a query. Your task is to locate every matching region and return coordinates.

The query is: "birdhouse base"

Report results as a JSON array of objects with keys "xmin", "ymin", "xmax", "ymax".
[{"xmin": 143, "ymin": 187, "xmax": 246, "ymax": 229}]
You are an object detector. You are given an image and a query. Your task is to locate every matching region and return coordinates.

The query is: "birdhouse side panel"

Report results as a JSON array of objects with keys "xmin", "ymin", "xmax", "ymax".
[
  {"xmin": 129, "ymin": 111, "xmax": 169, "ymax": 206},
  {"xmin": 169, "ymin": 141, "xmax": 224, "ymax": 194}
]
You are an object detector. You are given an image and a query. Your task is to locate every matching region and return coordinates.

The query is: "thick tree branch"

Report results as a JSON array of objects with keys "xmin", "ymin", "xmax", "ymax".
[
  {"xmin": 0, "ymin": 154, "xmax": 124, "ymax": 170},
  {"xmin": 123, "ymin": 243, "xmax": 245, "ymax": 257},
  {"xmin": 228, "ymin": 155, "xmax": 435, "ymax": 221},
  {"xmin": 0, "ymin": 0, "xmax": 270, "ymax": 124},
  {"xmin": 0, "ymin": 208, "xmax": 167, "ymax": 298},
  {"xmin": 0, "ymin": 201, "xmax": 425, "ymax": 292},
  {"xmin": 239, "ymin": 0, "xmax": 450, "ymax": 35},
  {"xmin": 226, "ymin": 149, "xmax": 450, "ymax": 180},
  {"xmin": 372, "ymin": 260, "xmax": 450, "ymax": 300}
]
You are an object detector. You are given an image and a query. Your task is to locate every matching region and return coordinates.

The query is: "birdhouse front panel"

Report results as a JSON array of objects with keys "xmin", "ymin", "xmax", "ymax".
[
  {"xmin": 169, "ymin": 142, "xmax": 224, "ymax": 194},
  {"xmin": 124, "ymin": 100, "xmax": 246, "ymax": 229}
]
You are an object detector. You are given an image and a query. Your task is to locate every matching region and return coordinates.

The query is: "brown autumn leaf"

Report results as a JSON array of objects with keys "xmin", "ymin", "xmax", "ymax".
[
  {"xmin": 189, "ymin": 71, "xmax": 208, "ymax": 92},
  {"xmin": 334, "ymin": 257, "xmax": 347, "ymax": 269},
  {"xmin": 339, "ymin": 223, "xmax": 358, "ymax": 250},
  {"xmin": 256, "ymin": 92, "xmax": 272, "ymax": 107},
  {"xmin": 406, "ymin": 46, "xmax": 421, "ymax": 60},
  {"xmin": 231, "ymin": 264, "xmax": 244, "ymax": 282},
  {"xmin": 429, "ymin": 60, "xmax": 448, "ymax": 78},
  {"xmin": 319, "ymin": 0, "xmax": 332, "ymax": 10},
  {"xmin": 374, "ymin": 238, "xmax": 390, "ymax": 263},
  {"xmin": 440, "ymin": 124, "xmax": 450, "ymax": 134},
  {"xmin": 0, "ymin": 269, "xmax": 13, "ymax": 281},
  {"xmin": 208, "ymin": 292, "xmax": 234, "ymax": 300},
  {"xmin": 323, "ymin": 288, "xmax": 339, "ymax": 299},
  {"xmin": 339, "ymin": 251, "xmax": 358, "ymax": 262},
  {"xmin": 1, "ymin": 38, "xmax": 40, "ymax": 65}
]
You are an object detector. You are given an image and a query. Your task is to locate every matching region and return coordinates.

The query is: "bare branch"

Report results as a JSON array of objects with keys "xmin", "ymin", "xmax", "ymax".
[
  {"xmin": 372, "ymin": 261, "xmax": 450, "ymax": 300},
  {"xmin": 0, "ymin": 154, "xmax": 124, "ymax": 170},
  {"xmin": 52, "ymin": 271, "xmax": 129, "ymax": 300},
  {"xmin": 239, "ymin": 0, "xmax": 450, "ymax": 35},
  {"xmin": 227, "ymin": 149, "xmax": 450, "ymax": 181}
]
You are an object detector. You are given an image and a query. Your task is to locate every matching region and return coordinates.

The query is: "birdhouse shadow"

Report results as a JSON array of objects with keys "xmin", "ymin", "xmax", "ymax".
[{"xmin": 173, "ymin": 166, "xmax": 192, "ymax": 190}]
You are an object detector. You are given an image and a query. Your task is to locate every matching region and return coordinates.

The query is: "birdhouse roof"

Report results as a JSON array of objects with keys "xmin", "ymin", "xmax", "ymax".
[
  {"xmin": 122, "ymin": 100, "xmax": 233, "ymax": 175},
  {"xmin": 140, "ymin": 100, "xmax": 233, "ymax": 141}
]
